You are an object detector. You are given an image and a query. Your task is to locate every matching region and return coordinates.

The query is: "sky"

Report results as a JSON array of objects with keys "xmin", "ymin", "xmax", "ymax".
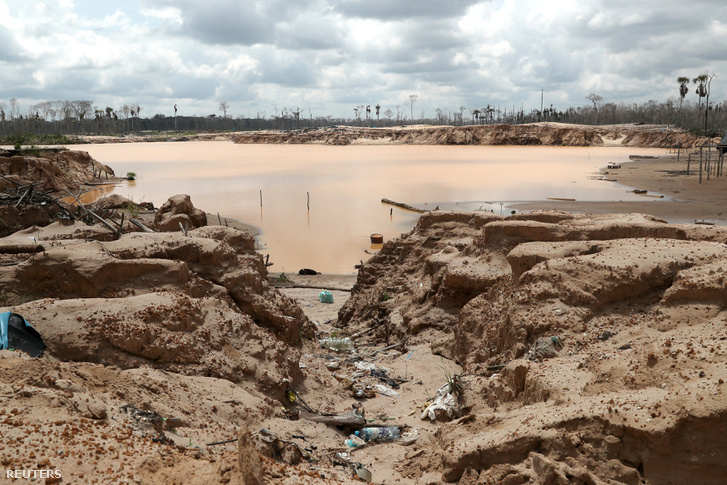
[{"xmin": 0, "ymin": 0, "xmax": 726, "ymax": 120}]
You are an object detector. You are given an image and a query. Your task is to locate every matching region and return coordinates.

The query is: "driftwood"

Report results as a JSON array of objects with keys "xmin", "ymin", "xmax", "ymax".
[
  {"xmin": 130, "ymin": 218, "xmax": 156, "ymax": 233},
  {"xmin": 369, "ymin": 342, "xmax": 404, "ymax": 356},
  {"xmin": 0, "ymin": 243, "xmax": 45, "ymax": 254},
  {"xmin": 87, "ymin": 209, "xmax": 120, "ymax": 235},
  {"xmin": 381, "ymin": 198, "xmax": 428, "ymax": 213},
  {"xmin": 272, "ymin": 283, "xmax": 352, "ymax": 292}
]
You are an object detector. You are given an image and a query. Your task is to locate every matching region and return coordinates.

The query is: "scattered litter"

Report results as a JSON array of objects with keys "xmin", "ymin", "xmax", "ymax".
[
  {"xmin": 355, "ymin": 361, "xmax": 378, "ymax": 372},
  {"xmin": 254, "ymin": 428, "xmax": 306, "ymax": 465},
  {"xmin": 421, "ymin": 382, "xmax": 461, "ymax": 422},
  {"xmin": 597, "ymin": 331, "xmax": 617, "ymax": 341},
  {"xmin": 355, "ymin": 426, "xmax": 400, "ymax": 442},
  {"xmin": 120, "ymin": 404, "xmax": 171, "ymax": 444},
  {"xmin": 332, "ymin": 453, "xmax": 373, "ymax": 483},
  {"xmin": 318, "ymin": 290, "xmax": 334, "ymax": 303},
  {"xmin": 300, "ymin": 404, "xmax": 366, "ymax": 427},
  {"xmin": 320, "ymin": 337, "xmax": 353, "ymax": 352},
  {"xmin": 397, "ymin": 428, "xmax": 420, "ymax": 446},
  {"xmin": 325, "ymin": 361, "xmax": 341, "ymax": 371},
  {"xmin": 373, "ymin": 384, "xmax": 400, "ymax": 399},
  {"xmin": 345, "ymin": 434, "xmax": 366, "ymax": 447},
  {"xmin": 525, "ymin": 336, "xmax": 563, "ymax": 361},
  {"xmin": 0, "ymin": 312, "xmax": 46, "ymax": 358},
  {"xmin": 371, "ymin": 368, "xmax": 400, "ymax": 388},
  {"xmin": 351, "ymin": 382, "xmax": 377, "ymax": 399}
]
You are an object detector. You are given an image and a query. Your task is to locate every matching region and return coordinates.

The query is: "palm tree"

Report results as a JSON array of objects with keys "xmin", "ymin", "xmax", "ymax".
[
  {"xmin": 693, "ymin": 75, "xmax": 707, "ymax": 107},
  {"xmin": 677, "ymin": 77, "xmax": 689, "ymax": 110},
  {"xmin": 693, "ymin": 73, "xmax": 716, "ymax": 131}
]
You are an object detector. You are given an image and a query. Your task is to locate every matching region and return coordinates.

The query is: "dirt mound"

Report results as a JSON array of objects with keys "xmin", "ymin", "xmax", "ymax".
[
  {"xmin": 338, "ymin": 209, "xmax": 727, "ymax": 483},
  {"xmin": 0, "ymin": 149, "xmax": 119, "ymax": 236},
  {"xmin": 233, "ymin": 123, "xmax": 713, "ymax": 148},
  {"xmin": 154, "ymin": 194, "xmax": 208, "ymax": 231},
  {"xmin": 1, "ymin": 224, "xmax": 313, "ymax": 390},
  {"xmin": 0, "ymin": 148, "xmax": 115, "ymax": 193}
]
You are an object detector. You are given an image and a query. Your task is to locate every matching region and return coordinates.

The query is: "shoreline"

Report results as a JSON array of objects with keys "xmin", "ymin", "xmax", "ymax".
[{"xmin": 514, "ymin": 153, "xmax": 727, "ymax": 223}]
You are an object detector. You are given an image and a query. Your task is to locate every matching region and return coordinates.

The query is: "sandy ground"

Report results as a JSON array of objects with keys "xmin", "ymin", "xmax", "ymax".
[{"xmin": 517, "ymin": 152, "xmax": 727, "ymax": 223}]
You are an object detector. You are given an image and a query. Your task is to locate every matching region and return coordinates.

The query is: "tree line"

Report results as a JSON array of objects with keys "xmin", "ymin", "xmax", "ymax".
[{"xmin": 1, "ymin": 78, "xmax": 724, "ymax": 143}]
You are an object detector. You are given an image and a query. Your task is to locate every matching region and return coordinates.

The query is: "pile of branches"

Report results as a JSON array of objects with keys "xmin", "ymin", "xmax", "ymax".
[
  {"xmin": 0, "ymin": 175, "xmax": 75, "ymax": 225},
  {"xmin": 0, "ymin": 175, "xmax": 154, "ymax": 237}
]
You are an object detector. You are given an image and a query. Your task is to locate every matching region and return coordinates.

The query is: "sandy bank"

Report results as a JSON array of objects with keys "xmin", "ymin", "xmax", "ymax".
[{"xmin": 516, "ymin": 153, "xmax": 727, "ymax": 223}]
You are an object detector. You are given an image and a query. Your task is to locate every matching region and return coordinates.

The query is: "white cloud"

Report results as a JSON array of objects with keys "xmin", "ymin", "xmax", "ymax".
[{"xmin": 0, "ymin": 0, "xmax": 725, "ymax": 119}]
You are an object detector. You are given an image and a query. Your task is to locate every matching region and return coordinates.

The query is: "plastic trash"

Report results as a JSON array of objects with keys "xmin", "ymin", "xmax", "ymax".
[
  {"xmin": 355, "ymin": 361, "xmax": 378, "ymax": 372},
  {"xmin": 373, "ymin": 384, "xmax": 400, "ymax": 399},
  {"xmin": 318, "ymin": 290, "xmax": 334, "ymax": 303},
  {"xmin": 525, "ymin": 336, "xmax": 563, "ymax": 361},
  {"xmin": 355, "ymin": 426, "xmax": 400, "ymax": 442},
  {"xmin": 421, "ymin": 383, "xmax": 460, "ymax": 421},
  {"xmin": 397, "ymin": 428, "xmax": 420, "ymax": 446},
  {"xmin": 320, "ymin": 337, "xmax": 353, "ymax": 352},
  {"xmin": 345, "ymin": 435, "xmax": 366, "ymax": 447}
]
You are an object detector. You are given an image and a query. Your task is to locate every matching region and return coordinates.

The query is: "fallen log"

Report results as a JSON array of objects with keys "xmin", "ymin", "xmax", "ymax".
[
  {"xmin": 381, "ymin": 198, "xmax": 428, "ymax": 213},
  {"xmin": 0, "ymin": 243, "xmax": 45, "ymax": 254},
  {"xmin": 272, "ymin": 283, "xmax": 352, "ymax": 292}
]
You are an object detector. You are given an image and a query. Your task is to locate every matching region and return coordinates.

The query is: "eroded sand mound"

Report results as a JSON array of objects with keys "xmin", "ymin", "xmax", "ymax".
[
  {"xmin": 0, "ymin": 148, "xmax": 114, "ymax": 193},
  {"xmin": 233, "ymin": 123, "xmax": 714, "ymax": 148},
  {"xmin": 0, "ymin": 148, "xmax": 118, "ymax": 236},
  {"xmin": 1, "ymin": 223, "xmax": 312, "ymax": 389},
  {"xmin": 338, "ymin": 210, "xmax": 727, "ymax": 483}
]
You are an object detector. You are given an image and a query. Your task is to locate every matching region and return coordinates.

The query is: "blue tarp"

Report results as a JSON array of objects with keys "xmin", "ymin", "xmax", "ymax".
[{"xmin": 0, "ymin": 312, "xmax": 46, "ymax": 357}]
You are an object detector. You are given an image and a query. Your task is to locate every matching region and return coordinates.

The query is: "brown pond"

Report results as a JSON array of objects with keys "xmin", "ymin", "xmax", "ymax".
[{"xmin": 80, "ymin": 142, "xmax": 667, "ymax": 274}]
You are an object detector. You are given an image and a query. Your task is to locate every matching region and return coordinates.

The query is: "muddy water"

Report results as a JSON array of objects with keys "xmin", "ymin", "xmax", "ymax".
[{"xmin": 80, "ymin": 142, "xmax": 666, "ymax": 274}]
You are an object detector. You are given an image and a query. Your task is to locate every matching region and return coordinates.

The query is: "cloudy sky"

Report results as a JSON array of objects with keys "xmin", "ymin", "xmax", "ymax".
[{"xmin": 0, "ymin": 0, "xmax": 725, "ymax": 120}]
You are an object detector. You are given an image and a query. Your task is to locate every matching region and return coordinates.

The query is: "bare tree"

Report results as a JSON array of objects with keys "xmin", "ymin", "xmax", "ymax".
[
  {"xmin": 585, "ymin": 93, "xmax": 603, "ymax": 124},
  {"xmin": 9, "ymin": 97, "xmax": 19, "ymax": 120},
  {"xmin": 384, "ymin": 108, "xmax": 393, "ymax": 122},
  {"xmin": 219, "ymin": 101, "xmax": 229, "ymax": 119},
  {"xmin": 409, "ymin": 94, "xmax": 417, "ymax": 122},
  {"xmin": 73, "ymin": 100, "xmax": 93, "ymax": 121}
]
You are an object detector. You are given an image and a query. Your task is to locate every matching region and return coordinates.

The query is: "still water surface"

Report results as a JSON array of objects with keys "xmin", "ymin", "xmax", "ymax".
[{"xmin": 80, "ymin": 142, "xmax": 667, "ymax": 274}]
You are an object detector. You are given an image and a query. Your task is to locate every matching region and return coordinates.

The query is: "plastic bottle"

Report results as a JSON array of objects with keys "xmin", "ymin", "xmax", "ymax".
[
  {"xmin": 320, "ymin": 337, "xmax": 354, "ymax": 352},
  {"xmin": 354, "ymin": 426, "xmax": 400, "ymax": 442}
]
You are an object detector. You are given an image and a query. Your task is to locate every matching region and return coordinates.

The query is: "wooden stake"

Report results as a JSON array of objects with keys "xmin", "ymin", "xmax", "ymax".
[
  {"xmin": 307, "ymin": 191, "xmax": 310, "ymax": 210},
  {"xmin": 260, "ymin": 190, "xmax": 263, "ymax": 207}
]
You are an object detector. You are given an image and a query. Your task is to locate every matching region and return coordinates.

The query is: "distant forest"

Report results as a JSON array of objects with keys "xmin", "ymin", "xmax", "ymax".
[{"xmin": 0, "ymin": 95, "xmax": 724, "ymax": 144}]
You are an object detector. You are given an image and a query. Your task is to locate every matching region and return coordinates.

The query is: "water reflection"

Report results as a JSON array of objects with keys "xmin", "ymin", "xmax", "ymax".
[{"xmin": 79, "ymin": 142, "xmax": 667, "ymax": 274}]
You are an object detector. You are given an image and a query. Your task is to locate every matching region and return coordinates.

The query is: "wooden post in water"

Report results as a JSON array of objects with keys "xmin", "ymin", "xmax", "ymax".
[
  {"xmin": 307, "ymin": 192, "xmax": 310, "ymax": 211},
  {"xmin": 687, "ymin": 151, "xmax": 691, "ymax": 175},
  {"xmin": 699, "ymin": 147, "xmax": 703, "ymax": 184},
  {"xmin": 259, "ymin": 190, "xmax": 263, "ymax": 207}
]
